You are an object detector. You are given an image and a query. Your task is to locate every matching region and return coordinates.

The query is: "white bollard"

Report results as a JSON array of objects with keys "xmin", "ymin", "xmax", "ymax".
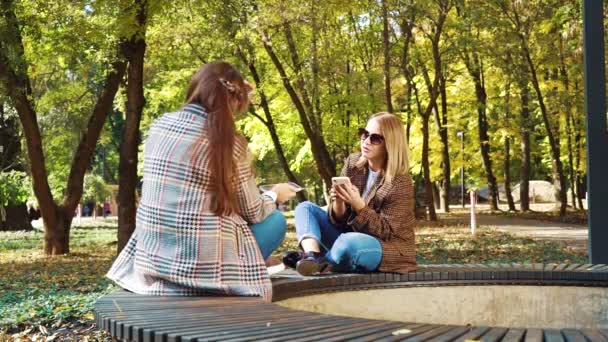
[
  {"xmin": 77, "ymin": 203, "xmax": 82, "ymax": 225},
  {"xmin": 470, "ymin": 190, "xmax": 477, "ymax": 235}
]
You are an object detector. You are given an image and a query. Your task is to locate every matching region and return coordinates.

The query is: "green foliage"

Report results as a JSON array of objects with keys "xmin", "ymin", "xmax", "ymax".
[
  {"xmin": 83, "ymin": 174, "xmax": 110, "ymax": 204},
  {"xmin": 0, "ymin": 171, "xmax": 31, "ymax": 207},
  {"xmin": 0, "ymin": 221, "xmax": 117, "ymax": 338}
]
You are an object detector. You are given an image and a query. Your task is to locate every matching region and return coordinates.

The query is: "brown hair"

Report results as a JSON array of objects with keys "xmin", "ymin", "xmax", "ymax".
[{"xmin": 186, "ymin": 61, "xmax": 252, "ymax": 216}]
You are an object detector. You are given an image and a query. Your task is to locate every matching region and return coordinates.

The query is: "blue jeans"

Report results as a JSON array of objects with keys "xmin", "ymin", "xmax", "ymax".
[
  {"xmin": 294, "ymin": 201, "xmax": 382, "ymax": 272},
  {"xmin": 250, "ymin": 210, "xmax": 287, "ymax": 259}
]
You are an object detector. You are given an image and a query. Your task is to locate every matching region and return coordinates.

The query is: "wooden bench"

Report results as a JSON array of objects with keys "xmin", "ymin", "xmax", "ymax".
[{"xmin": 94, "ymin": 263, "xmax": 608, "ymax": 341}]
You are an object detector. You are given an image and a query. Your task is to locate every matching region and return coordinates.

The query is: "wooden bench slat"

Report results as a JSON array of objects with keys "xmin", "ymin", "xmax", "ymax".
[
  {"xmin": 580, "ymin": 329, "xmax": 608, "ymax": 342},
  {"xmin": 453, "ymin": 326, "xmax": 491, "ymax": 342},
  {"xmin": 562, "ymin": 329, "xmax": 590, "ymax": 342},
  {"xmin": 480, "ymin": 327, "xmax": 509, "ymax": 342},
  {"xmin": 500, "ymin": 328, "xmax": 526, "ymax": 342},
  {"xmin": 426, "ymin": 326, "xmax": 472, "ymax": 342},
  {"xmin": 171, "ymin": 314, "xmax": 351, "ymax": 341},
  {"xmin": 343, "ymin": 323, "xmax": 426, "ymax": 342},
  {"xmin": 523, "ymin": 328, "xmax": 543, "ymax": 342},
  {"xmin": 544, "ymin": 329, "xmax": 566, "ymax": 342},
  {"xmin": 369, "ymin": 323, "xmax": 441, "ymax": 342}
]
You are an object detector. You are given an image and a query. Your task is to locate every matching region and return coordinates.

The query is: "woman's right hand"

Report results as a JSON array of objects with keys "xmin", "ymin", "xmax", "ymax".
[
  {"xmin": 271, "ymin": 183, "xmax": 296, "ymax": 204},
  {"xmin": 329, "ymin": 187, "xmax": 344, "ymax": 205},
  {"xmin": 330, "ymin": 187, "xmax": 346, "ymax": 219}
]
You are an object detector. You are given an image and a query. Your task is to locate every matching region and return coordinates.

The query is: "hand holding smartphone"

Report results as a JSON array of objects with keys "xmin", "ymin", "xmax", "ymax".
[{"xmin": 331, "ymin": 176, "xmax": 351, "ymax": 187}]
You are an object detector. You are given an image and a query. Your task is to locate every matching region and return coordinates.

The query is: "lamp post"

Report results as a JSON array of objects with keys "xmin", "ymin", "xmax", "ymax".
[{"xmin": 456, "ymin": 131, "xmax": 465, "ymax": 208}]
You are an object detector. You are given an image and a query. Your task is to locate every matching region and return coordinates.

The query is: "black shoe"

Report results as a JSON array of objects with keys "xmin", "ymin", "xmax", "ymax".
[
  {"xmin": 282, "ymin": 251, "xmax": 306, "ymax": 269},
  {"xmin": 296, "ymin": 252, "xmax": 333, "ymax": 276}
]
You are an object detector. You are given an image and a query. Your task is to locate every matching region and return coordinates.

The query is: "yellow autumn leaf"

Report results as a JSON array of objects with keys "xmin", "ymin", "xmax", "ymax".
[
  {"xmin": 53, "ymin": 306, "xmax": 71, "ymax": 313},
  {"xmin": 82, "ymin": 313, "xmax": 95, "ymax": 320}
]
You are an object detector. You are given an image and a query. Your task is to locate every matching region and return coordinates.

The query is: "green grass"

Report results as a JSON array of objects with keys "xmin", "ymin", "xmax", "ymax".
[
  {"xmin": 0, "ymin": 217, "xmax": 587, "ymax": 340},
  {"xmin": 0, "ymin": 223, "xmax": 117, "ymax": 341}
]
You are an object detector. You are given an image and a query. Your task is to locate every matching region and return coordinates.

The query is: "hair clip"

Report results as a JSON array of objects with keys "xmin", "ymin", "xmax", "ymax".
[{"xmin": 219, "ymin": 78, "xmax": 237, "ymax": 93}]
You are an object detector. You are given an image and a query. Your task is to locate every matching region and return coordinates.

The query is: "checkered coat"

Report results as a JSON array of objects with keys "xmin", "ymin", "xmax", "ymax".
[
  {"xmin": 107, "ymin": 104, "xmax": 276, "ymax": 301},
  {"xmin": 329, "ymin": 152, "xmax": 417, "ymax": 273}
]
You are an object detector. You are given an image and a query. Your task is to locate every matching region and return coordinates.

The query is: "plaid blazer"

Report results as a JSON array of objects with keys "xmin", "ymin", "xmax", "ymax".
[
  {"xmin": 107, "ymin": 104, "xmax": 276, "ymax": 301},
  {"xmin": 329, "ymin": 152, "xmax": 417, "ymax": 273}
]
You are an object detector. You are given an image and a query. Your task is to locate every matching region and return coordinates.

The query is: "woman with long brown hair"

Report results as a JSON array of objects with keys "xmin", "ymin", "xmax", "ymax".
[{"xmin": 107, "ymin": 61, "xmax": 295, "ymax": 301}]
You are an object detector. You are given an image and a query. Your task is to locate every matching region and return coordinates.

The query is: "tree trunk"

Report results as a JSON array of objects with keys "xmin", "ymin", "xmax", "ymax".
[
  {"xmin": 117, "ymin": 0, "xmax": 147, "ymax": 254},
  {"xmin": 559, "ymin": 38, "xmax": 577, "ymax": 209},
  {"xmin": 573, "ymin": 79, "xmax": 585, "ymax": 210},
  {"xmin": 0, "ymin": 101, "xmax": 23, "ymax": 172},
  {"xmin": 236, "ymin": 45, "xmax": 308, "ymax": 203},
  {"xmin": 43, "ymin": 207, "xmax": 74, "ymax": 254},
  {"xmin": 518, "ymin": 78, "xmax": 531, "ymax": 211},
  {"xmin": 433, "ymin": 85, "xmax": 451, "ymax": 213},
  {"xmin": 261, "ymin": 30, "xmax": 336, "ymax": 189},
  {"xmin": 421, "ymin": 113, "xmax": 437, "ymax": 221},
  {"xmin": 381, "ymin": 0, "xmax": 393, "ymax": 113},
  {"xmin": 463, "ymin": 52, "xmax": 499, "ymax": 210},
  {"xmin": 0, "ymin": 204, "xmax": 33, "ymax": 231},
  {"xmin": 0, "ymin": 0, "xmax": 131, "ymax": 254},
  {"xmin": 517, "ymin": 31, "xmax": 567, "ymax": 216},
  {"xmin": 502, "ymin": 83, "xmax": 516, "ymax": 211}
]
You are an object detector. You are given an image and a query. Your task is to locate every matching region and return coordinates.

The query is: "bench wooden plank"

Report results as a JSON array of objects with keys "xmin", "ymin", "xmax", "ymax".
[
  {"xmin": 337, "ymin": 323, "xmax": 424, "ymax": 342},
  {"xmin": 480, "ymin": 327, "xmax": 509, "ymax": 342},
  {"xmin": 173, "ymin": 314, "xmax": 354, "ymax": 342},
  {"xmin": 544, "ymin": 329, "xmax": 566, "ymax": 342},
  {"xmin": 364, "ymin": 324, "xmax": 441, "ymax": 342},
  {"xmin": 562, "ymin": 329, "xmax": 590, "ymax": 342},
  {"xmin": 523, "ymin": 328, "xmax": 543, "ymax": 342},
  {"xmin": 145, "ymin": 310, "xmax": 321, "ymax": 342},
  {"xmin": 453, "ymin": 326, "xmax": 491, "ymax": 342},
  {"xmin": 426, "ymin": 326, "xmax": 472, "ymax": 342},
  {"xmin": 401, "ymin": 325, "xmax": 460, "ymax": 341},
  {"xmin": 580, "ymin": 329, "xmax": 608, "ymax": 342},
  {"xmin": 501, "ymin": 328, "xmax": 526, "ymax": 342},
  {"xmin": 231, "ymin": 319, "xmax": 402, "ymax": 342}
]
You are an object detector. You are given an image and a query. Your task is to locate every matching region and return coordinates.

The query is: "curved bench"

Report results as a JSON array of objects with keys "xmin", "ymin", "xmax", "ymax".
[{"xmin": 94, "ymin": 263, "xmax": 608, "ymax": 341}]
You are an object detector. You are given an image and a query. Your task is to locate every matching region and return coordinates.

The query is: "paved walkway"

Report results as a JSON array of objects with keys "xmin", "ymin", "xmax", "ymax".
[{"xmin": 436, "ymin": 204, "xmax": 588, "ymax": 251}]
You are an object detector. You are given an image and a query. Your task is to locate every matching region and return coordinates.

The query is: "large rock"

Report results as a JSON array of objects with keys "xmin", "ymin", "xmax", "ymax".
[{"xmin": 477, "ymin": 181, "xmax": 558, "ymax": 203}]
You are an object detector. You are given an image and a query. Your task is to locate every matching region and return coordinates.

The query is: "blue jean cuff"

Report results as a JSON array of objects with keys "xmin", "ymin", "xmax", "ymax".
[{"xmin": 298, "ymin": 234, "xmax": 330, "ymax": 252}]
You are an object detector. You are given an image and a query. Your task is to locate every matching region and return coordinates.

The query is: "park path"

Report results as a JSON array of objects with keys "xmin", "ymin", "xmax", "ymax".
[{"xmin": 431, "ymin": 203, "xmax": 589, "ymax": 251}]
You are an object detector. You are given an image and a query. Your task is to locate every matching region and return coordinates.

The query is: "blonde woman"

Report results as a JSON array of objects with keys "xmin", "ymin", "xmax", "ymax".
[{"xmin": 284, "ymin": 113, "xmax": 416, "ymax": 276}]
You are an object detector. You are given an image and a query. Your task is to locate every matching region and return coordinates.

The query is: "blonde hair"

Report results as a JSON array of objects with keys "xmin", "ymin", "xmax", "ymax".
[{"xmin": 356, "ymin": 112, "xmax": 410, "ymax": 183}]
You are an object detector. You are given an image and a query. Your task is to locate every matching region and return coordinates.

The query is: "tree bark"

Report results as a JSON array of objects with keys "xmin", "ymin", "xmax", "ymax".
[
  {"xmin": 236, "ymin": 45, "xmax": 307, "ymax": 202},
  {"xmin": 518, "ymin": 77, "xmax": 531, "ymax": 211},
  {"xmin": 415, "ymin": 64, "xmax": 439, "ymax": 221},
  {"xmin": 503, "ymin": 80, "xmax": 516, "ymax": 211},
  {"xmin": 117, "ymin": 0, "xmax": 147, "ymax": 254},
  {"xmin": 433, "ymin": 73, "xmax": 450, "ymax": 213},
  {"xmin": 462, "ymin": 51, "xmax": 499, "ymax": 210},
  {"xmin": 0, "ymin": 204, "xmax": 32, "ymax": 231},
  {"xmin": 430, "ymin": 0, "xmax": 451, "ymax": 213},
  {"xmin": 513, "ymin": 13, "xmax": 567, "ymax": 216},
  {"xmin": 573, "ymin": 80, "xmax": 585, "ymax": 211},
  {"xmin": 261, "ymin": 30, "xmax": 336, "ymax": 189},
  {"xmin": 559, "ymin": 37, "xmax": 577, "ymax": 210},
  {"xmin": 381, "ymin": 0, "xmax": 394, "ymax": 113}
]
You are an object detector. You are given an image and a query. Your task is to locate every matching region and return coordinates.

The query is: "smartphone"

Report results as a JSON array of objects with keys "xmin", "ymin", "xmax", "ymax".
[
  {"xmin": 287, "ymin": 182, "xmax": 304, "ymax": 192},
  {"xmin": 259, "ymin": 182, "xmax": 304, "ymax": 192},
  {"xmin": 332, "ymin": 177, "xmax": 352, "ymax": 187}
]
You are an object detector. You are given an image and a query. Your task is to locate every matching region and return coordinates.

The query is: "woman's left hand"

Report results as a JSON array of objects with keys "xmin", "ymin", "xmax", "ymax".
[{"xmin": 334, "ymin": 184, "xmax": 366, "ymax": 213}]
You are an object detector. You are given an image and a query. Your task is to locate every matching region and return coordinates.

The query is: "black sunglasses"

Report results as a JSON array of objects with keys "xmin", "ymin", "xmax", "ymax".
[{"xmin": 358, "ymin": 128, "xmax": 384, "ymax": 145}]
